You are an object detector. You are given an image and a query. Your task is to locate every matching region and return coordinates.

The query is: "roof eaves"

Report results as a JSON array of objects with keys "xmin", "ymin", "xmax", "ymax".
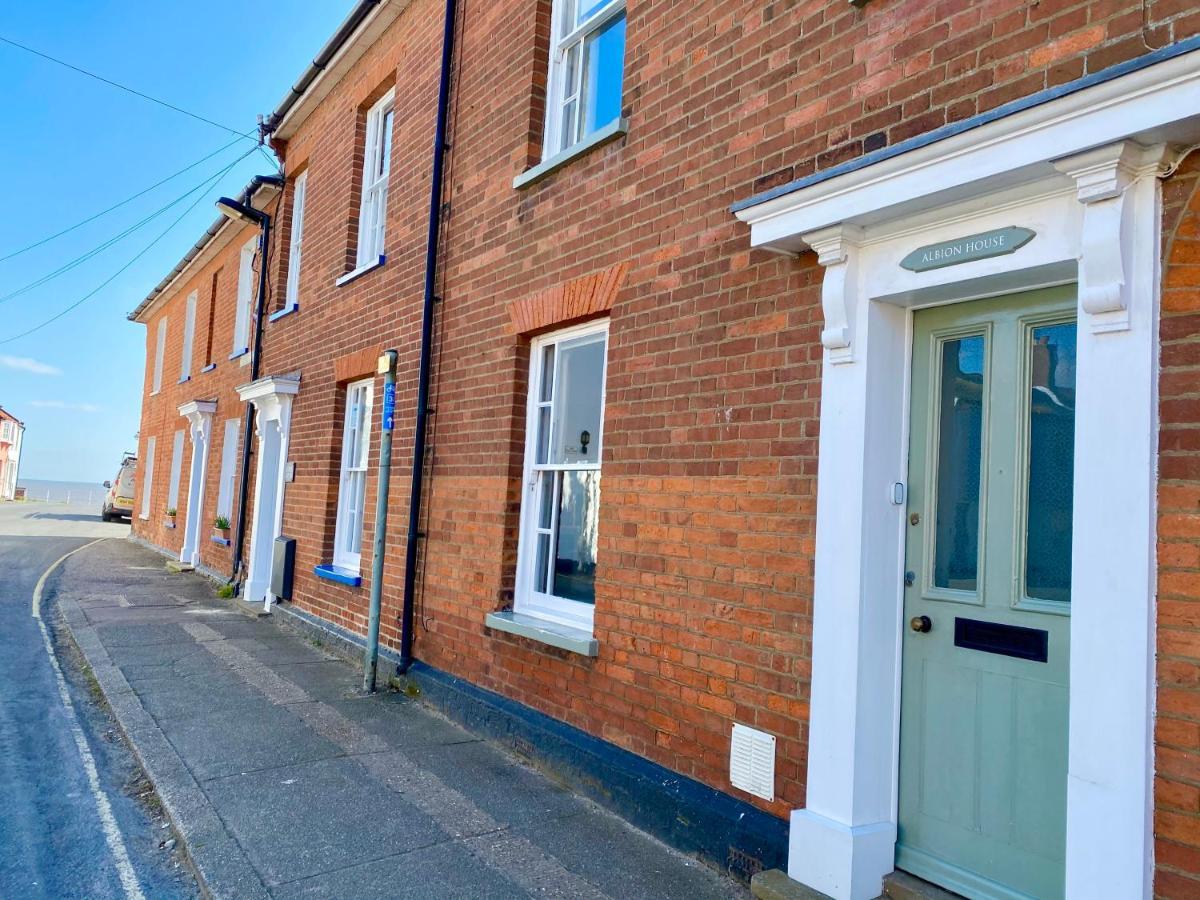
[{"xmin": 127, "ymin": 174, "xmax": 283, "ymax": 323}]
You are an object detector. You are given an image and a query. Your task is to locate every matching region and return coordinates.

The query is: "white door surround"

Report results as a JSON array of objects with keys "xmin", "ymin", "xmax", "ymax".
[
  {"xmin": 733, "ymin": 48, "xmax": 1200, "ymax": 900},
  {"xmin": 178, "ymin": 400, "xmax": 217, "ymax": 567},
  {"xmin": 236, "ymin": 374, "xmax": 299, "ymax": 611}
]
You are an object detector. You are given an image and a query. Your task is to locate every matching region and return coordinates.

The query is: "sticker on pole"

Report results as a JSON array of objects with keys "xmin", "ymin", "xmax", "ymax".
[{"xmin": 383, "ymin": 382, "xmax": 396, "ymax": 431}]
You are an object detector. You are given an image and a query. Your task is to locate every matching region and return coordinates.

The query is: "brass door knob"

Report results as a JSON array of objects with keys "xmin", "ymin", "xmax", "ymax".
[{"xmin": 910, "ymin": 615, "xmax": 932, "ymax": 633}]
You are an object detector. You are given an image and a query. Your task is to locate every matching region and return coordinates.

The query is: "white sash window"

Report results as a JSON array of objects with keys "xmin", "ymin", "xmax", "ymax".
[
  {"xmin": 334, "ymin": 378, "xmax": 374, "ymax": 571},
  {"xmin": 357, "ymin": 92, "xmax": 394, "ymax": 268},
  {"xmin": 544, "ymin": 0, "xmax": 626, "ymax": 156},
  {"xmin": 516, "ymin": 319, "xmax": 609, "ymax": 629},
  {"xmin": 284, "ymin": 171, "xmax": 307, "ymax": 310}
]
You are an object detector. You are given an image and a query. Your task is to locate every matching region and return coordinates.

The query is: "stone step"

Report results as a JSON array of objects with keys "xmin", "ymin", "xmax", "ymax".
[{"xmin": 749, "ymin": 868, "xmax": 964, "ymax": 900}]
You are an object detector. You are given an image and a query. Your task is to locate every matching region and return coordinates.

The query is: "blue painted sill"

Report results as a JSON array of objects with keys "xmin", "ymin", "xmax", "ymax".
[{"xmin": 314, "ymin": 564, "xmax": 362, "ymax": 587}]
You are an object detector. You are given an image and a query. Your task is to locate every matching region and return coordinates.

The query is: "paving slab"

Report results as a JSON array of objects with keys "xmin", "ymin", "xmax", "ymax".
[
  {"xmin": 53, "ymin": 537, "xmax": 749, "ymax": 899},
  {"xmin": 203, "ymin": 755, "xmax": 448, "ymax": 885}
]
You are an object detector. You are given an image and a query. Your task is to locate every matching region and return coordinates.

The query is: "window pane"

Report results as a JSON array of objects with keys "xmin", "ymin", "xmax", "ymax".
[
  {"xmin": 551, "ymin": 333, "xmax": 606, "ymax": 464},
  {"xmin": 560, "ymin": 99, "xmax": 578, "ymax": 152},
  {"xmin": 1025, "ymin": 321, "xmax": 1076, "ymax": 603},
  {"xmin": 552, "ymin": 471, "xmax": 600, "ymax": 604},
  {"xmin": 540, "ymin": 344, "xmax": 555, "ymax": 402},
  {"xmin": 932, "ymin": 335, "xmax": 984, "ymax": 591},
  {"xmin": 577, "ymin": 0, "xmax": 612, "ymax": 24},
  {"xmin": 378, "ymin": 109, "xmax": 393, "ymax": 178},
  {"xmin": 582, "ymin": 13, "xmax": 625, "ymax": 135},
  {"xmin": 536, "ymin": 407, "xmax": 552, "ymax": 465},
  {"xmin": 535, "ymin": 532, "xmax": 551, "ymax": 593},
  {"xmin": 538, "ymin": 472, "xmax": 554, "ymax": 529}
]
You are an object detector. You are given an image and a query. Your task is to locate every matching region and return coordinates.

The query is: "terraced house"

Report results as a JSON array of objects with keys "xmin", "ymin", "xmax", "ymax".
[{"xmin": 129, "ymin": 1, "xmax": 1200, "ymax": 897}]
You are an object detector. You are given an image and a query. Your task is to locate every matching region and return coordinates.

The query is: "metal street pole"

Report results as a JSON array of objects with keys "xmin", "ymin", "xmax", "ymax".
[{"xmin": 363, "ymin": 349, "xmax": 398, "ymax": 692}]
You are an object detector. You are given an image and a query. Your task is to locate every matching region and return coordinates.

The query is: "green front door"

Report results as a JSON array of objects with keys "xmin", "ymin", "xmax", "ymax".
[{"xmin": 898, "ymin": 286, "xmax": 1076, "ymax": 899}]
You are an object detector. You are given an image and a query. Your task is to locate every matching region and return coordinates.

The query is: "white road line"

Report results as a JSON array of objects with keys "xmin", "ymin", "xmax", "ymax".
[{"xmin": 31, "ymin": 538, "xmax": 146, "ymax": 900}]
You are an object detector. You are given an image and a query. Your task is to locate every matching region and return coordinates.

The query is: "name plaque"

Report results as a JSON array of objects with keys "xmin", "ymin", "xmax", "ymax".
[{"xmin": 900, "ymin": 226, "xmax": 1035, "ymax": 273}]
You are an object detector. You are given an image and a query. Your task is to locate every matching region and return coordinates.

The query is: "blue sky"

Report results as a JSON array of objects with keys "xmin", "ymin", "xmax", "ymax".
[{"xmin": 0, "ymin": 1, "xmax": 353, "ymax": 482}]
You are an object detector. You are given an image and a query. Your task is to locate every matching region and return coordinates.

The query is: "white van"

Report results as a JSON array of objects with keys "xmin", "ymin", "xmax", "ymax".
[{"xmin": 101, "ymin": 455, "xmax": 137, "ymax": 521}]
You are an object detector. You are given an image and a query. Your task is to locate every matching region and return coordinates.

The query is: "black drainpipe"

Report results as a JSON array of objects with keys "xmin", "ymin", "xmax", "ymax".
[
  {"xmin": 397, "ymin": 0, "xmax": 457, "ymax": 674},
  {"xmin": 230, "ymin": 206, "xmax": 273, "ymax": 585}
]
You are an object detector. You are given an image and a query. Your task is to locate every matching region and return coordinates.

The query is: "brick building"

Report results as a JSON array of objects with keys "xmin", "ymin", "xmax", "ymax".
[
  {"xmin": 0, "ymin": 405, "xmax": 24, "ymax": 501},
  {"xmin": 129, "ymin": 1, "xmax": 1200, "ymax": 897}
]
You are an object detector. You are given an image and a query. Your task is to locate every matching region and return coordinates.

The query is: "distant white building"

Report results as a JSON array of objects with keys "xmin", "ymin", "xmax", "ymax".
[{"xmin": 0, "ymin": 406, "xmax": 24, "ymax": 501}]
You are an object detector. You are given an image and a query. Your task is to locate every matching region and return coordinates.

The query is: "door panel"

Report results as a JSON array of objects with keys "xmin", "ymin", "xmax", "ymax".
[{"xmin": 898, "ymin": 286, "xmax": 1075, "ymax": 900}]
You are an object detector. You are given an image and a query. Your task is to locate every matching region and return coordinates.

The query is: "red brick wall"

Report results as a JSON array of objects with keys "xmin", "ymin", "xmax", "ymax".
[
  {"xmin": 1156, "ymin": 152, "xmax": 1200, "ymax": 899},
  {"xmin": 130, "ymin": 0, "xmax": 1200, "ymax": 843},
  {"xmin": 131, "ymin": 212, "xmax": 270, "ymax": 573},
  {"xmin": 248, "ymin": 0, "xmax": 1200, "ymax": 825}
]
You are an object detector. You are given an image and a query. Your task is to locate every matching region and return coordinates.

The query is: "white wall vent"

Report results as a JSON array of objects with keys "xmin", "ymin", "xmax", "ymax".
[{"xmin": 730, "ymin": 723, "xmax": 776, "ymax": 801}]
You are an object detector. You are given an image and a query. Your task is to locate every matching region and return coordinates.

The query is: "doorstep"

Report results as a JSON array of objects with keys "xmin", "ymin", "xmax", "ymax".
[{"xmin": 750, "ymin": 868, "xmax": 964, "ymax": 900}]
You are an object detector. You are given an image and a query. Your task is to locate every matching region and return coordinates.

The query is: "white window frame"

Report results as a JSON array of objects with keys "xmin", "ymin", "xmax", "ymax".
[
  {"xmin": 333, "ymin": 378, "xmax": 375, "ymax": 571},
  {"xmin": 151, "ymin": 317, "xmax": 167, "ymax": 394},
  {"xmin": 514, "ymin": 318, "xmax": 609, "ymax": 631},
  {"xmin": 180, "ymin": 291, "xmax": 197, "ymax": 381},
  {"xmin": 232, "ymin": 237, "xmax": 256, "ymax": 360},
  {"xmin": 356, "ymin": 91, "xmax": 394, "ymax": 269},
  {"xmin": 543, "ymin": 0, "xmax": 626, "ymax": 158},
  {"xmin": 284, "ymin": 171, "xmax": 307, "ymax": 311},
  {"xmin": 215, "ymin": 418, "xmax": 239, "ymax": 520},
  {"xmin": 139, "ymin": 436, "xmax": 156, "ymax": 519},
  {"xmin": 167, "ymin": 429, "xmax": 184, "ymax": 512}
]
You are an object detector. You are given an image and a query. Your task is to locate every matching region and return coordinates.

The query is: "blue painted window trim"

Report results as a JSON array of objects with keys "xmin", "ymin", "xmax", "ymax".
[
  {"xmin": 229, "ymin": 347, "xmax": 249, "ymax": 362},
  {"xmin": 201, "ymin": 363, "xmax": 217, "ymax": 374},
  {"xmin": 314, "ymin": 564, "xmax": 362, "ymax": 587},
  {"xmin": 335, "ymin": 255, "xmax": 386, "ymax": 287},
  {"xmin": 210, "ymin": 535, "xmax": 231, "ymax": 547},
  {"xmin": 177, "ymin": 375, "xmax": 191, "ymax": 384},
  {"xmin": 269, "ymin": 303, "xmax": 299, "ymax": 322}
]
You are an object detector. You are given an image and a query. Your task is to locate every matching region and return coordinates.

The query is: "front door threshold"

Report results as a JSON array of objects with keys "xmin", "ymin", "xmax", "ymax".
[
  {"xmin": 750, "ymin": 868, "xmax": 962, "ymax": 900},
  {"xmin": 882, "ymin": 870, "xmax": 964, "ymax": 900}
]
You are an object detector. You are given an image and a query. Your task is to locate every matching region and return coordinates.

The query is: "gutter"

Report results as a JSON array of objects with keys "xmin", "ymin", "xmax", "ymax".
[
  {"xmin": 397, "ymin": 0, "xmax": 457, "ymax": 674},
  {"xmin": 262, "ymin": 0, "xmax": 384, "ymax": 137}
]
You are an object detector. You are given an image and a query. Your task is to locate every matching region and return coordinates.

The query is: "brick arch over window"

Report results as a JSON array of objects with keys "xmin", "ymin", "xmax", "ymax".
[
  {"xmin": 1156, "ymin": 150, "xmax": 1200, "ymax": 899},
  {"xmin": 505, "ymin": 261, "xmax": 629, "ymax": 336}
]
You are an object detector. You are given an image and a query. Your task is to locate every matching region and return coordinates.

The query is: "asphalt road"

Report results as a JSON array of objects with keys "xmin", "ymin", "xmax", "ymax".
[{"xmin": 0, "ymin": 501, "xmax": 196, "ymax": 899}]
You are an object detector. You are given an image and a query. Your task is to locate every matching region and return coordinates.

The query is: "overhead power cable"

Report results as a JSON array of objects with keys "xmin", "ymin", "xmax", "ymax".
[
  {"xmin": 0, "ymin": 147, "xmax": 256, "ymax": 307},
  {"xmin": 0, "ymin": 146, "xmax": 258, "ymax": 346},
  {"xmin": 0, "ymin": 34, "xmax": 257, "ymax": 142},
  {"xmin": 0, "ymin": 136, "xmax": 245, "ymax": 264}
]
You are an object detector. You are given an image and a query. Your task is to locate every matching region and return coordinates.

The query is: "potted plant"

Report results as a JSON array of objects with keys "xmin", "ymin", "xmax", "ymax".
[
  {"xmin": 213, "ymin": 514, "xmax": 231, "ymax": 542},
  {"xmin": 165, "ymin": 507, "xmax": 177, "ymax": 528}
]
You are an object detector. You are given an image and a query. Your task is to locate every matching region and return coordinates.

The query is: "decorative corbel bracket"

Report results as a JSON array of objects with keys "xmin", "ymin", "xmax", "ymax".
[
  {"xmin": 178, "ymin": 400, "xmax": 217, "ymax": 445},
  {"xmin": 1054, "ymin": 141, "xmax": 1173, "ymax": 334},
  {"xmin": 237, "ymin": 374, "xmax": 300, "ymax": 439},
  {"xmin": 804, "ymin": 224, "xmax": 864, "ymax": 365}
]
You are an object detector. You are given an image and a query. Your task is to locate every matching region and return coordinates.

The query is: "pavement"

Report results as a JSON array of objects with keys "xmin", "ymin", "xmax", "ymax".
[
  {"xmin": 0, "ymin": 500, "xmax": 197, "ymax": 899},
  {"xmin": 48, "ymin": 534, "xmax": 749, "ymax": 899}
]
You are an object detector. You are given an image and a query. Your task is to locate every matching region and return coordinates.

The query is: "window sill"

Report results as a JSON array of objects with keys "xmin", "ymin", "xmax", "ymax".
[
  {"xmin": 335, "ymin": 255, "xmax": 386, "ymax": 287},
  {"xmin": 314, "ymin": 564, "xmax": 362, "ymax": 587},
  {"xmin": 269, "ymin": 302, "xmax": 299, "ymax": 322},
  {"xmin": 485, "ymin": 610, "xmax": 598, "ymax": 657},
  {"xmin": 210, "ymin": 535, "xmax": 231, "ymax": 547},
  {"xmin": 177, "ymin": 375, "xmax": 191, "ymax": 385},
  {"xmin": 229, "ymin": 348, "xmax": 249, "ymax": 362},
  {"xmin": 513, "ymin": 118, "xmax": 629, "ymax": 190},
  {"xmin": 201, "ymin": 363, "xmax": 217, "ymax": 374}
]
